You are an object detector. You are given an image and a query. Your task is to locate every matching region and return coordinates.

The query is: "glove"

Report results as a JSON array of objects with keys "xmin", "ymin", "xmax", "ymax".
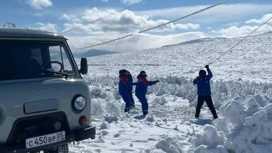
[
  {"xmin": 205, "ymin": 65, "xmax": 209, "ymax": 69},
  {"xmin": 156, "ymin": 80, "xmax": 160, "ymax": 83}
]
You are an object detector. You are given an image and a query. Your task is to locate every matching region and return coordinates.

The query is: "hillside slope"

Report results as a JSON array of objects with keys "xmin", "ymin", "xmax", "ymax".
[
  {"xmin": 70, "ymin": 33, "xmax": 272, "ymax": 153},
  {"xmin": 84, "ymin": 32, "xmax": 272, "ymax": 82}
]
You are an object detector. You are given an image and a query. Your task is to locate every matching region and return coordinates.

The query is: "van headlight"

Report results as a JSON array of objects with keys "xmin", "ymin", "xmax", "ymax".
[{"xmin": 73, "ymin": 96, "xmax": 87, "ymax": 111}]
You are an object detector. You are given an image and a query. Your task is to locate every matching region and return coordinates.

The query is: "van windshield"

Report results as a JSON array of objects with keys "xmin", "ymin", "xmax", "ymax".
[{"xmin": 0, "ymin": 40, "xmax": 75, "ymax": 81}]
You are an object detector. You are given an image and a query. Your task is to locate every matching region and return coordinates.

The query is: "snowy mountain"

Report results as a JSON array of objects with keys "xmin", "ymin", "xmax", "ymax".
[
  {"xmin": 161, "ymin": 37, "xmax": 227, "ymax": 48},
  {"xmin": 74, "ymin": 49, "xmax": 118, "ymax": 58},
  {"xmin": 71, "ymin": 32, "xmax": 272, "ymax": 153},
  {"xmin": 83, "ymin": 32, "xmax": 272, "ymax": 83}
]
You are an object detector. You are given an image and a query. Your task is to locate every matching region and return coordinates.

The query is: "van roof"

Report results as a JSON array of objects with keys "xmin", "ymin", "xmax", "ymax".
[{"xmin": 0, "ymin": 28, "xmax": 66, "ymax": 39}]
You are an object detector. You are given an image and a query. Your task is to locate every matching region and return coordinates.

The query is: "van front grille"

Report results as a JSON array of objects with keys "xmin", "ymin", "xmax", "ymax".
[{"xmin": 6, "ymin": 112, "xmax": 70, "ymax": 146}]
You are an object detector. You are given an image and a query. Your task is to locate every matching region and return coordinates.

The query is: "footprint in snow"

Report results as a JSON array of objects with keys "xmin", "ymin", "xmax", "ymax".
[
  {"xmin": 134, "ymin": 115, "xmax": 146, "ymax": 120},
  {"xmin": 190, "ymin": 118, "xmax": 214, "ymax": 125}
]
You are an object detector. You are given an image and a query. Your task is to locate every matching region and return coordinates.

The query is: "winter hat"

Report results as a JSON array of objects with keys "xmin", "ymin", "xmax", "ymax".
[
  {"xmin": 119, "ymin": 69, "xmax": 126, "ymax": 75},
  {"xmin": 199, "ymin": 70, "xmax": 206, "ymax": 78},
  {"xmin": 140, "ymin": 71, "xmax": 146, "ymax": 75},
  {"xmin": 123, "ymin": 69, "xmax": 130, "ymax": 74},
  {"xmin": 139, "ymin": 71, "xmax": 147, "ymax": 77}
]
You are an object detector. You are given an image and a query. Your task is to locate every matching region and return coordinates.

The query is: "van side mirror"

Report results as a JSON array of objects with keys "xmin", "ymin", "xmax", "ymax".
[{"xmin": 80, "ymin": 58, "xmax": 88, "ymax": 74}]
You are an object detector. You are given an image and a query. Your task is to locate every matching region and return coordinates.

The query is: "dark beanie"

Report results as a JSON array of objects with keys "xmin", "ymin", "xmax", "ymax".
[
  {"xmin": 119, "ymin": 69, "xmax": 126, "ymax": 74},
  {"xmin": 140, "ymin": 71, "xmax": 146, "ymax": 75}
]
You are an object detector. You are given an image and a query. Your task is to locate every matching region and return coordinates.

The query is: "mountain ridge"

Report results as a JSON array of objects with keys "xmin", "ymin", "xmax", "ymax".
[{"xmin": 74, "ymin": 49, "xmax": 118, "ymax": 58}]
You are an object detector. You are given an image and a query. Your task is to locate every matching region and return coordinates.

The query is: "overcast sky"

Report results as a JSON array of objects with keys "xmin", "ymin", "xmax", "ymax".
[{"xmin": 1, "ymin": 0, "xmax": 272, "ymax": 52}]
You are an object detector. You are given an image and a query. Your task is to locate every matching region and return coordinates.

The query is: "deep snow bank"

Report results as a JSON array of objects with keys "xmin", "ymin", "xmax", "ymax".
[
  {"xmin": 191, "ymin": 83, "xmax": 272, "ymax": 153},
  {"xmin": 85, "ymin": 74, "xmax": 272, "ymax": 113},
  {"xmin": 84, "ymin": 74, "xmax": 272, "ymax": 152}
]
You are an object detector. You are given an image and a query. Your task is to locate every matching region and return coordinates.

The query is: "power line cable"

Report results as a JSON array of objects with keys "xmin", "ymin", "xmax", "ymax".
[
  {"xmin": 79, "ymin": 34, "xmax": 133, "ymax": 49},
  {"xmin": 208, "ymin": 16, "xmax": 272, "ymax": 66},
  {"xmin": 139, "ymin": 0, "xmax": 229, "ymax": 33},
  {"xmin": 186, "ymin": 16, "xmax": 272, "ymax": 73},
  {"xmin": 77, "ymin": 0, "xmax": 229, "ymax": 50},
  {"xmin": 61, "ymin": 0, "xmax": 149, "ymax": 34}
]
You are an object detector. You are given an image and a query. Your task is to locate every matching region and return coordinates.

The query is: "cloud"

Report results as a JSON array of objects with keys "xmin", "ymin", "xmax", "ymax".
[
  {"xmin": 246, "ymin": 14, "xmax": 272, "ymax": 24},
  {"xmin": 33, "ymin": 13, "xmax": 43, "ymax": 17},
  {"xmin": 60, "ymin": 14, "xmax": 82, "ymax": 23},
  {"xmin": 58, "ymin": 3, "xmax": 272, "ymax": 52},
  {"xmin": 121, "ymin": 0, "xmax": 142, "ymax": 5},
  {"xmin": 101, "ymin": 0, "xmax": 109, "ymax": 2},
  {"xmin": 30, "ymin": 22, "xmax": 58, "ymax": 33},
  {"xmin": 60, "ymin": 7, "xmax": 201, "ymax": 51},
  {"xmin": 74, "ymin": 8, "xmax": 200, "ymax": 34},
  {"xmin": 136, "ymin": 4, "xmax": 272, "ymax": 25},
  {"xmin": 27, "ymin": 0, "xmax": 53, "ymax": 10},
  {"xmin": 62, "ymin": 23, "xmax": 93, "ymax": 34},
  {"xmin": 175, "ymin": 23, "xmax": 200, "ymax": 30},
  {"xmin": 66, "ymin": 32, "xmax": 205, "ymax": 53},
  {"xmin": 218, "ymin": 14, "xmax": 272, "ymax": 38},
  {"xmin": 218, "ymin": 25, "xmax": 272, "ymax": 38}
]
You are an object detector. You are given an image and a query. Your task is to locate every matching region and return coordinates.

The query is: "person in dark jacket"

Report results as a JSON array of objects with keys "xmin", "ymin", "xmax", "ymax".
[
  {"xmin": 135, "ymin": 71, "xmax": 159, "ymax": 116},
  {"xmin": 119, "ymin": 69, "xmax": 130, "ymax": 112},
  {"xmin": 125, "ymin": 70, "xmax": 136, "ymax": 109},
  {"xmin": 193, "ymin": 65, "xmax": 218, "ymax": 119}
]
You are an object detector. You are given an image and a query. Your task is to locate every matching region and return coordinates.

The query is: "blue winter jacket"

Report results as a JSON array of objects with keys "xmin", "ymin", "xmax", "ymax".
[
  {"xmin": 119, "ymin": 74, "xmax": 129, "ymax": 96},
  {"xmin": 127, "ymin": 73, "xmax": 135, "ymax": 92},
  {"xmin": 135, "ymin": 75, "xmax": 157, "ymax": 96},
  {"xmin": 193, "ymin": 69, "xmax": 213, "ymax": 96}
]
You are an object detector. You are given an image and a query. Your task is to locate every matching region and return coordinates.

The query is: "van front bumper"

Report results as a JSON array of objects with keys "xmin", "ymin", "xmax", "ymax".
[{"xmin": 0, "ymin": 126, "xmax": 96, "ymax": 153}]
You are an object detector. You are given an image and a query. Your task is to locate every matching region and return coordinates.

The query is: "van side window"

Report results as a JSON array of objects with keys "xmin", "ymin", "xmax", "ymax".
[
  {"xmin": 30, "ymin": 48, "xmax": 43, "ymax": 65},
  {"xmin": 49, "ymin": 45, "xmax": 74, "ymax": 74}
]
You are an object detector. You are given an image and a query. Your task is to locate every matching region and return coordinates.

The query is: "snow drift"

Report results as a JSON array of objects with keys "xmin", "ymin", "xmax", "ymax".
[{"xmin": 70, "ymin": 32, "xmax": 272, "ymax": 153}]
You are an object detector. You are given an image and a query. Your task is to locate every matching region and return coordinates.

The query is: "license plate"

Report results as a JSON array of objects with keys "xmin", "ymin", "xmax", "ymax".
[{"xmin": 26, "ymin": 131, "xmax": 65, "ymax": 149}]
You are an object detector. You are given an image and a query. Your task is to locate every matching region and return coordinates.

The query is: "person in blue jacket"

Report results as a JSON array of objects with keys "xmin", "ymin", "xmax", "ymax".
[
  {"xmin": 119, "ymin": 69, "xmax": 131, "ymax": 112},
  {"xmin": 119, "ymin": 69, "xmax": 136, "ymax": 112},
  {"xmin": 125, "ymin": 70, "xmax": 136, "ymax": 109},
  {"xmin": 135, "ymin": 71, "xmax": 159, "ymax": 116},
  {"xmin": 193, "ymin": 65, "xmax": 218, "ymax": 119}
]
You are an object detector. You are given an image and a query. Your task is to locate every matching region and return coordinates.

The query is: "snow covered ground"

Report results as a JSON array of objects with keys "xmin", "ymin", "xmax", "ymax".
[{"xmin": 70, "ymin": 32, "xmax": 272, "ymax": 153}]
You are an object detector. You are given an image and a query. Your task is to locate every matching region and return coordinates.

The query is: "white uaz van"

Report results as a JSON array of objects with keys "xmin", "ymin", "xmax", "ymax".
[{"xmin": 0, "ymin": 28, "xmax": 95, "ymax": 153}]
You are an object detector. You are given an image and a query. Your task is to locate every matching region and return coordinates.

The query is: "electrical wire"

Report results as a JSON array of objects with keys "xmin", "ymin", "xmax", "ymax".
[
  {"xmin": 186, "ymin": 16, "xmax": 272, "ymax": 73},
  {"xmin": 139, "ymin": 0, "xmax": 229, "ymax": 33},
  {"xmin": 79, "ymin": 34, "xmax": 133, "ymax": 49},
  {"xmin": 208, "ymin": 16, "xmax": 272, "ymax": 65},
  {"xmin": 61, "ymin": 0, "xmax": 149, "ymax": 34},
  {"xmin": 77, "ymin": 0, "xmax": 229, "ymax": 50}
]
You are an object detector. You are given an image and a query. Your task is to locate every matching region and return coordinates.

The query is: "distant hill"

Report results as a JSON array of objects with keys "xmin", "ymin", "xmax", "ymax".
[
  {"xmin": 74, "ymin": 49, "xmax": 118, "ymax": 58},
  {"xmin": 86, "ymin": 32, "xmax": 272, "ymax": 83},
  {"xmin": 162, "ymin": 37, "xmax": 227, "ymax": 48},
  {"xmin": 162, "ymin": 31, "xmax": 272, "ymax": 48}
]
